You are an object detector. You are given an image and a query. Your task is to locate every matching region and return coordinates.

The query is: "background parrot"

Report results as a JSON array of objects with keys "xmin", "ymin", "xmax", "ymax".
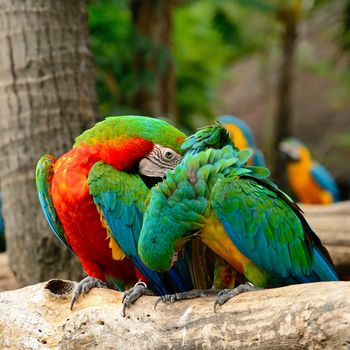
[
  {"xmin": 36, "ymin": 115, "xmax": 198, "ymax": 311},
  {"xmin": 138, "ymin": 125, "xmax": 338, "ymax": 308},
  {"xmin": 279, "ymin": 137, "xmax": 339, "ymax": 204},
  {"xmin": 218, "ymin": 114, "xmax": 265, "ymax": 166}
]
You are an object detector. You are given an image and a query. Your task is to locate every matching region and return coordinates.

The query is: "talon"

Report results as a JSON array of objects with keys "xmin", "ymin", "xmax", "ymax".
[
  {"xmin": 70, "ymin": 293, "xmax": 79, "ymax": 311},
  {"xmin": 122, "ymin": 298, "xmax": 130, "ymax": 317},
  {"xmin": 154, "ymin": 297, "xmax": 163, "ymax": 310},
  {"xmin": 213, "ymin": 282, "xmax": 260, "ymax": 312},
  {"xmin": 214, "ymin": 300, "xmax": 219, "ymax": 313},
  {"xmin": 70, "ymin": 276, "xmax": 106, "ymax": 310},
  {"xmin": 154, "ymin": 294, "xmax": 172, "ymax": 310},
  {"xmin": 122, "ymin": 281, "xmax": 153, "ymax": 317}
]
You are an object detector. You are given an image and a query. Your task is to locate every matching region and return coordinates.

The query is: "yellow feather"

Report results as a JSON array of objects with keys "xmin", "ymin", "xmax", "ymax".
[
  {"xmin": 97, "ymin": 207, "xmax": 125, "ymax": 260},
  {"xmin": 200, "ymin": 213, "xmax": 250, "ymax": 274}
]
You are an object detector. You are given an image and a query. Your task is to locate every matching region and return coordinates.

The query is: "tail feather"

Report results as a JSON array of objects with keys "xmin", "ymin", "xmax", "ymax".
[{"xmin": 312, "ymin": 247, "xmax": 338, "ymax": 281}]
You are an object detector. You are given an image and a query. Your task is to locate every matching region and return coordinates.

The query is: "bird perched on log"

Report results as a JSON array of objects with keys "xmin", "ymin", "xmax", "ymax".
[
  {"xmin": 36, "ymin": 116, "xmax": 198, "ymax": 313},
  {"xmin": 279, "ymin": 137, "xmax": 339, "ymax": 204},
  {"xmin": 138, "ymin": 124, "xmax": 338, "ymax": 310},
  {"xmin": 218, "ymin": 114, "xmax": 265, "ymax": 166}
]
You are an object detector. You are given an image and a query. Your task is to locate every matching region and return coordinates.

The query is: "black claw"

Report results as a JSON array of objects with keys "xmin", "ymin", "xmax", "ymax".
[
  {"xmin": 122, "ymin": 281, "xmax": 152, "ymax": 317},
  {"xmin": 70, "ymin": 294, "xmax": 78, "ymax": 311},
  {"xmin": 213, "ymin": 283, "xmax": 260, "ymax": 312},
  {"xmin": 213, "ymin": 300, "xmax": 219, "ymax": 313},
  {"xmin": 154, "ymin": 297, "xmax": 163, "ymax": 310},
  {"xmin": 70, "ymin": 276, "xmax": 107, "ymax": 310},
  {"xmin": 154, "ymin": 294, "xmax": 174, "ymax": 310}
]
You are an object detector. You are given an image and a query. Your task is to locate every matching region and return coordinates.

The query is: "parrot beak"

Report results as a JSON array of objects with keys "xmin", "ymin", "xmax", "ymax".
[{"xmin": 140, "ymin": 174, "xmax": 163, "ymax": 189}]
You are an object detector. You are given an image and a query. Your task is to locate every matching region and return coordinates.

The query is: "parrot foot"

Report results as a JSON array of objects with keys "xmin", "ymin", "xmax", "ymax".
[
  {"xmin": 122, "ymin": 281, "xmax": 154, "ymax": 317},
  {"xmin": 154, "ymin": 288, "xmax": 220, "ymax": 309},
  {"xmin": 214, "ymin": 282, "xmax": 260, "ymax": 312},
  {"xmin": 70, "ymin": 276, "xmax": 107, "ymax": 310}
]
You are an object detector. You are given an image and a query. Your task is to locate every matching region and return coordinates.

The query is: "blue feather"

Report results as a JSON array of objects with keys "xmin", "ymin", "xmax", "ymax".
[{"xmin": 311, "ymin": 163, "xmax": 339, "ymax": 202}]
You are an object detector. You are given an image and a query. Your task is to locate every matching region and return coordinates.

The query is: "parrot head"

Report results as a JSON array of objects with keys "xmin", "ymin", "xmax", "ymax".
[
  {"xmin": 138, "ymin": 162, "xmax": 209, "ymax": 272},
  {"xmin": 74, "ymin": 115, "xmax": 187, "ymax": 186},
  {"xmin": 279, "ymin": 137, "xmax": 311, "ymax": 163},
  {"xmin": 138, "ymin": 144, "xmax": 182, "ymax": 179}
]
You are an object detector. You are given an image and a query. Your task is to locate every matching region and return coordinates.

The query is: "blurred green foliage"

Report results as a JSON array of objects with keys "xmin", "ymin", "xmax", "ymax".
[
  {"xmin": 88, "ymin": 0, "xmax": 341, "ymax": 128},
  {"xmin": 87, "ymin": 0, "xmax": 277, "ymax": 126},
  {"xmin": 88, "ymin": 0, "xmax": 136, "ymax": 116},
  {"xmin": 173, "ymin": 1, "xmax": 275, "ymax": 127}
]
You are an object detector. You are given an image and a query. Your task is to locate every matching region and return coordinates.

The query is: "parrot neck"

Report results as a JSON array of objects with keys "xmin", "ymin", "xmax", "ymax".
[{"xmin": 286, "ymin": 147, "xmax": 312, "ymax": 179}]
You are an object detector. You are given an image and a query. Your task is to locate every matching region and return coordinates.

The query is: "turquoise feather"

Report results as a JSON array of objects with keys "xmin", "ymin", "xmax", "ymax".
[{"xmin": 36, "ymin": 155, "xmax": 71, "ymax": 249}]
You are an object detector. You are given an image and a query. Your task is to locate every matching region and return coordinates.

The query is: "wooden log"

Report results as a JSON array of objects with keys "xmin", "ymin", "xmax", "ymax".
[{"xmin": 0, "ymin": 279, "xmax": 349, "ymax": 349}]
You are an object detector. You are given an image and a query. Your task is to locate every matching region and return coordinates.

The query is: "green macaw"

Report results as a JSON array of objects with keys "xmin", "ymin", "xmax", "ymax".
[{"xmin": 138, "ymin": 125, "xmax": 338, "ymax": 309}]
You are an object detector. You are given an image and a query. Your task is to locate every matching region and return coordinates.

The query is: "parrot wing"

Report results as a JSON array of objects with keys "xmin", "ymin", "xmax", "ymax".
[
  {"xmin": 35, "ymin": 155, "xmax": 71, "ymax": 249},
  {"xmin": 88, "ymin": 162, "xmax": 193, "ymax": 294},
  {"xmin": 211, "ymin": 174, "xmax": 338, "ymax": 283},
  {"xmin": 311, "ymin": 162, "xmax": 339, "ymax": 201}
]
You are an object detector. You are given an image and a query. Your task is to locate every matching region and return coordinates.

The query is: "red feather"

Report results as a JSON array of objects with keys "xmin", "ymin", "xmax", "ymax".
[{"xmin": 50, "ymin": 138, "xmax": 153, "ymax": 285}]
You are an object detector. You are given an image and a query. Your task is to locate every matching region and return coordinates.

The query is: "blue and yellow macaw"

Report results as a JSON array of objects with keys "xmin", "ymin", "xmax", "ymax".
[
  {"xmin": 279, "ymin": 137, "xmax": 339, "ymax": 204},
  {"xmin": 218, "ymin": 114, "xmax": 265, "ymax": 166},
  {"xmin": 138, "ymin": 125, "xmax": 338, "ymax": 308}
]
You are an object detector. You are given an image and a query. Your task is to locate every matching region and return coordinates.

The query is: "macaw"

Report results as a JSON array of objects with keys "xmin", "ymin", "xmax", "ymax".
[
  {"xmin": 36, "ymin": 115, "xmax": 198, "ymax": 312},
  {"xmin": 138, "ymin": 126, "xmax": 338, "ymax": 309},
  {"xmin": 0, "ymin": 196, "xmax": 5, "ymax": 252},
  {"xmin": 279, "ymin": 137, "xmax": 339, "ymax": 204},
  {"xmin": 218, "ymin": 114, "xmax": 265, "ymax": 166}
]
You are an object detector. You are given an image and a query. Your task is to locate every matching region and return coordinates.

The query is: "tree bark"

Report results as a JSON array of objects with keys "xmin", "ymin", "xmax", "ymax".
[
  {"xmin": 0, "ymin": 279, "xmax": 349, "ymax": 349},
  {"xmin": 0, "ymin": 0, "xmax": 99, "ymax": 286},
  {"xmin": 130, "ymin": 0, "xmax": 177, "ymax": 122},
  {"xmin": 272, "ymin": 3, "xmax": 299, "ymax": 182}
]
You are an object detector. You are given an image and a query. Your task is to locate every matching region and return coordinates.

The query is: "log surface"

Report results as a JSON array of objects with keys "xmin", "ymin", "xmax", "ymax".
[{"xmin": 0, "ymin": 279, "xmax": 349, "ymax": 350}]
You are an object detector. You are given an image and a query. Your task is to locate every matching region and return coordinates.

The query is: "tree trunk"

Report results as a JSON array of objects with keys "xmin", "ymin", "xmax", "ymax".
[
  {"xmin": 0, "ymin": 0, "xmax": 99, "ymax": 286},
  {"xmin": 0, "ymin": 280, "xmax": 349, "ymax": 349},
  {"xmin": 272, "ymin": 4, "xmax": 299, "ymax": 182},
  {"xmin": 130, "ymin": 0, "xmax": 177, "ymax": 122}
]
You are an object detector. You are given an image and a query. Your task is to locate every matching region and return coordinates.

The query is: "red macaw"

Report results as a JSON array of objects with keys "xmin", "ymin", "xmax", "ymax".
[{"xmin": 36, "ymin": 116, "xmax": 196, "ymax": 310}]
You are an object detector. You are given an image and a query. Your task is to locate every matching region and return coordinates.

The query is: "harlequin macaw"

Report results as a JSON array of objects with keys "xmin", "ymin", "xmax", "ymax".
[
  {"xmin": 279, "ymin": 137, "xmax": 339, "ymax": 204},
  {"xmin": 0, "ymin": 196, "xmax": 5, "ymax": 252},
  {"xmin": 218, "ymin": 114, "xmax": 265, "ymax": 166},
  {"xmin": 36, "ymin": 115, "xmax": 198, "ymax": 312},
  {"xmin": 138, "ymin": 125, "xmax": 338, "ymax": 309}
]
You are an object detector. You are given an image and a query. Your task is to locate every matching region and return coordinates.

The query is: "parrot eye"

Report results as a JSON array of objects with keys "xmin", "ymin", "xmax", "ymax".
[
  {"xmin": 139, "ymin": 144, "xmax": 182, "ymax": 180},
  {"xmin": 164, "ymin": 150, "xmax": 175, "ymax": 159}
]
